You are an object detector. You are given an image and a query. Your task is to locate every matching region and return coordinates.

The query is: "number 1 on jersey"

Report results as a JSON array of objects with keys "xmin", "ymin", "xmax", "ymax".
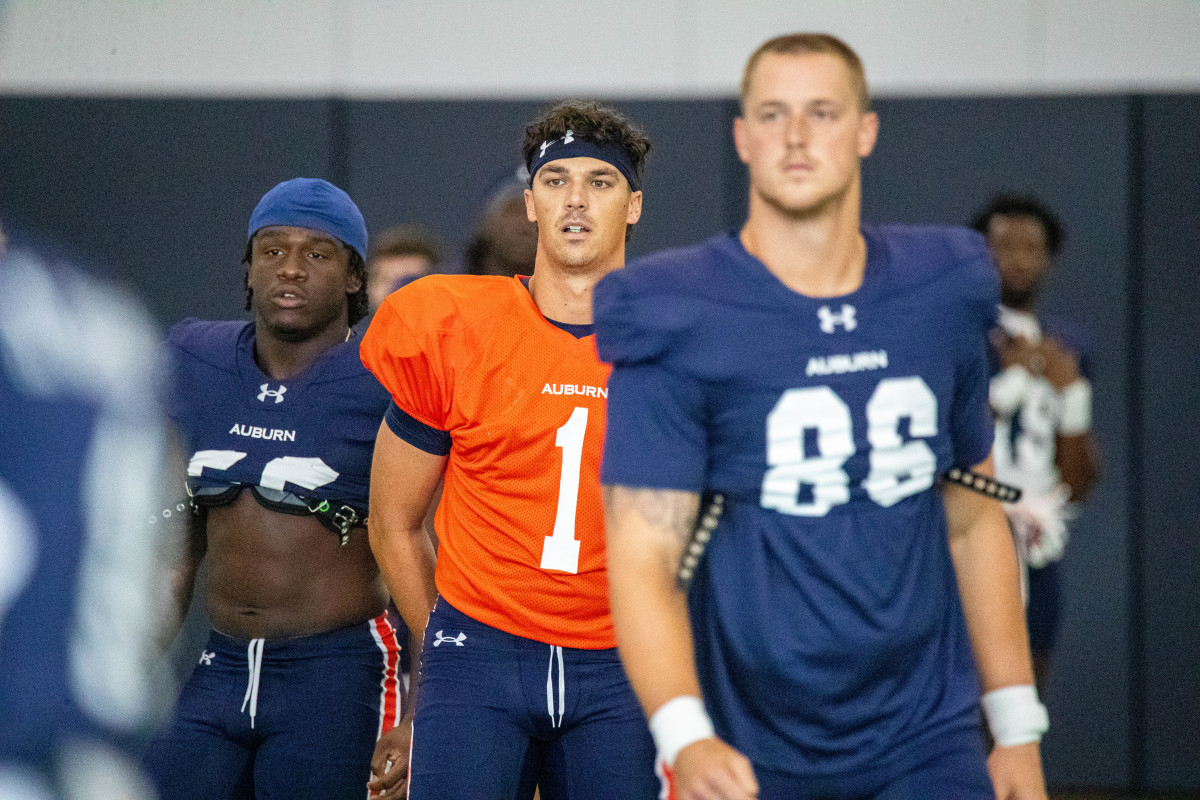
[{"xmin": 541, "ymin": 406, "xmax": 588, "ymax": 574}]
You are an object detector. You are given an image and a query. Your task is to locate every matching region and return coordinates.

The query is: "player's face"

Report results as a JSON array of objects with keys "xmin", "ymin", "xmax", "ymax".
[
  {"xmin": 367, "ymin": 254, "xmax": 432, "ymax": 311},
  {"xmin": 734, "ymin": 52, "xmax": 878, "ymax": 218},
  {"xmin": 247, "ymin": 226, "xmax": 360, "ymax": 340},
  {"xmin": 525, "ymin": 156, "xmax": 642, "ymax": 272},
  {"xmin": 483, "ymin": 195, "xmax": 540, "ymax": 268},
  {"xmin": 986, "ymin": 214, "xmax": 1051, "ymax": 307}
]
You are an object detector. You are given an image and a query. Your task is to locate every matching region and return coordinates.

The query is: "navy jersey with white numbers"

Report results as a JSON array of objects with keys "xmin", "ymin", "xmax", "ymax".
[
  {"xmin": 1, "ymin": 245, "xmax": 175, "ymax": 798},
  {"xmin": 594, "ymin": 227, "xmax": 998, "ymax": 782},
  {"xmin": 168, "ymin": 320, "xmax": 390, "ymax": 515}
]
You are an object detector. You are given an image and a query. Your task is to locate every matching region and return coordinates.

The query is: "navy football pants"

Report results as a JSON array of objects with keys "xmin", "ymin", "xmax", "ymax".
[
  {"xmin": 143, "ymin": 613, "xmax": 403, "ymax": 800},
  {"xmin": 407, "ymin": 598, "xmax": 659, "ymax": 800}
]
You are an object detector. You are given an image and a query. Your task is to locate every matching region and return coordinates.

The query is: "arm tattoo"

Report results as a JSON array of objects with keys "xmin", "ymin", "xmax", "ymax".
[
  {"xmin": 605, "ymin": 485, "xmax": 701, "ymax": 577},
  {"xmin": 626, "ymin": 487, "xmax": 699, "ymax": 544}
]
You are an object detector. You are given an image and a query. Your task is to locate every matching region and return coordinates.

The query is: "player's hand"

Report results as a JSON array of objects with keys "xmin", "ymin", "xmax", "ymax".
[
  {"xmin": 1040, "ymin": 337, "xmax": 1081, "ymax": 391},
  {"xmin": 992, "ymin": 331, "xmax": 1041, "ymax": 373},
  {"xmin": 368, "ymin": 720, "xmax": 412, "ymax": 797},
  {"xmin": 987, "ymin": 741, "xmax": 1048, "ymax": 800},
  {"xmin": 671, "ymin": 737, "xmax": 759, "ymax": 800}
]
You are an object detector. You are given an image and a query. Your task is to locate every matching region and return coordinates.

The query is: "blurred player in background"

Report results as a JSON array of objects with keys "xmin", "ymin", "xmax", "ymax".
[
  {"xmin": 360, "ymin": 101, "xmax": 657, "ymax": 799},
  {"xmin": 597, "ymin": 34, "xmax": 1048, "ymax": 800},
  {"xmin": 463, "ymin": 167, "xmax": 539, "ymax": 278},
  {"xmin": 142, "ymin": 179, "xmax": 406, "ymax": 800},
  {"xmin": 366, "ymin": 224, "xmax": 444, "ymax": 313},
  {"xmin": 0, "ymin": 219, "xmax": 180, "ymax": 800},
  {"xmin": 972, "ymin": 194, "xmax": 1099, "ymax": 694}
]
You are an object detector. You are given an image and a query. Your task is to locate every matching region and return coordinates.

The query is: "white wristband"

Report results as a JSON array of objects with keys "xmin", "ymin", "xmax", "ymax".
[
  {"xmin": 990, "ymin": 366, "xmax": 1034, "ymax": 415},
  {"xmin": 649, "ymin": 696, "xmax": 716, "ymax": 767},
  {"xmin": 981, "ymin": 685, "xmax": 1049, "ymax": 747},
  {"xmin": 1057, "ymin": 379, "xmax": 1092, "ymax": 435}
]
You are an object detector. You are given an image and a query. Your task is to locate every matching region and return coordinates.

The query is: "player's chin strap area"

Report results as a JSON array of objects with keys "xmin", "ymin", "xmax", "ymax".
[{"xmin": 675, "ymin": 470, "xmax": 1022, "ymax": 590}]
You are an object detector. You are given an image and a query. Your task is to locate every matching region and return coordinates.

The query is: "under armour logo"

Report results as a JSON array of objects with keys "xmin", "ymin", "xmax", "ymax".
[
  {"xmin": 257, "ymin": 383, "xmax": 287, "ymax": 403},
  {"xmin": 199, "ymin": 651, "xmax": 215, "ymax": 666},
  {"xmin": 433, "ymin": 630, "xmax": 466, "ymax": 647},
  {"xmin": 818, "ymin": 304, "xmax": 857, "ymax": 333},
  {"xmin": 538, "ymin": 129, "xmax": 576, "ymax": 159}
]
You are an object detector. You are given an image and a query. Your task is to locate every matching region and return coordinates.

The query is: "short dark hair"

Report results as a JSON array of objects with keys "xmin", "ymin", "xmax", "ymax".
[
  {"xmin": 522, "ymin": 100, "xmax": 651, "ymax": 191},
  {"xmin": 522, "ymin": 100, "xmax": 651, "ymax": 241},
  {"xmin": 971, "ymin": 194, "xmax": 1065, "ymax": 257},
  {"xmin": 242, "ymin": 237, "xmax": 369, "ymax": 327},
  {"xmin": 368, "ymin": 224, "xmax": 443, "ymax": 268}
]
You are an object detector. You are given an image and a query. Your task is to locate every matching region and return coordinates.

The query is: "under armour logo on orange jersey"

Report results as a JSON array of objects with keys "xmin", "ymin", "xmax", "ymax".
[{"xmin": 434, "ymin": 630, "xmax": 466, "ymax": 647}]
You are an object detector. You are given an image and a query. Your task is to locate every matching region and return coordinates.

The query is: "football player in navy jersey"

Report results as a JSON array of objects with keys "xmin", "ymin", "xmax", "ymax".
[
  {"xmin": 143, "ymin": 179, "xmax": 408, "ymax": 800},
  {"xmin": 972, "ymin": 194, "xmax": 1099, "ymax": 695},
  {"xmin": 595, "ymin": 34, "xmax": 1048, "ymax": 800},
  {"xmin": 1, "ymin": 218, "xmax": 177, "ymax": 800}
]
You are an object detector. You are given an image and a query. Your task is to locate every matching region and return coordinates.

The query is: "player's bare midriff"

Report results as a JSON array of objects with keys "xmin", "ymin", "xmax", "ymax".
[{"xmin": 203, "ymin": 491, "xmax": 388, "ymax": 640}]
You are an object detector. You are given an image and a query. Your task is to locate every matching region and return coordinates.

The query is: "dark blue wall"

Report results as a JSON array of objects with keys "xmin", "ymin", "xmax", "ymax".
[
  {"xmin": 2, "ymin": 92, "xmax": 1196, "ymax": 792},
  {"xmin": 1138, "ymin": 95, "xmax": 1200, "ymax": 791}
]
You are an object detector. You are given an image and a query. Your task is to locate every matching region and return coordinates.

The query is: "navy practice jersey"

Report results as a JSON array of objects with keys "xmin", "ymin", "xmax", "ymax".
[
  {"xmin": 0, "ymin": 245, "xmax": 176, "ymax": 797},
  {"xmin": 168, "ymin": 320, "xmax": 391, "ymax": 515},
  {"xmin": 594, "ymin": 227, "xmax": 998, "ymax": 780}
]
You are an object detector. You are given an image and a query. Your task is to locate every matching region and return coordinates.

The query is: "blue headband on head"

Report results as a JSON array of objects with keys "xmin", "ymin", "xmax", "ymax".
[
  {"xmin": 248, "ymin": 178, "xmax": 368, "ymax": 262},
  {"xmin": 526, "ymin": 131, "xmax": 641, "ymax": 192}
]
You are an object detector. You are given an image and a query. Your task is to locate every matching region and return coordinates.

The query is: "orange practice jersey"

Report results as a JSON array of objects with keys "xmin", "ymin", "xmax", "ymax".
[{"xmin": 361, "ymin": 275, "xmax": 617, "ymax": 649}]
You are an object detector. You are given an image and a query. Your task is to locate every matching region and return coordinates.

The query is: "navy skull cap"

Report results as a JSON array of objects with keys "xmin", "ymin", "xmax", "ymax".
[{"xmin": 248, "ymin": 178, "xmax": 368, "ymax": 261}]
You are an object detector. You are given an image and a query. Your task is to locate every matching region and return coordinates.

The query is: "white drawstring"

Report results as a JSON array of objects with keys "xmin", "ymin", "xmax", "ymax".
[
  {"xmin": 240, "ymin": 638, "xmax": 264, "ymax": 728},
  {"xmin": 545, "ymin": 645, "xmax": 565, "ymax": 728}
]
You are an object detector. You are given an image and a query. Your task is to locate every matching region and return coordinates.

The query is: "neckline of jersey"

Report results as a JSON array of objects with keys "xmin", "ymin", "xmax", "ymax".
[
  {"xmin": 718, "ymin": 226, "xmax": 886, "ymax": 307},
  {"xmin": 508, "ymin": 274, "xmax": 599, "ymax": 358},
  {"xmin": 236, "ymin": 321, "xmax": 356, "ymax": 399},
  {"xmin": 518, "ymin": 275, "xmax": 595, "ymax": 339}
]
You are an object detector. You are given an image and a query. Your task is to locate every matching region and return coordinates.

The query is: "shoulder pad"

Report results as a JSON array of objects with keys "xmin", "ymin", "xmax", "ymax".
[{"xmin": 167, "ymin": 319, "xmax": 247, "ymax": 373}]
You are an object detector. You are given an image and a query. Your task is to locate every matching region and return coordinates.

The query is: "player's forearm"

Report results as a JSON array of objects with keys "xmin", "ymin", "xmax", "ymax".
[
  {"xmin": 1055, "ymin": 433, "xmax": 1099, "ymax": 501},
  {"xmin": 944, "ymin": 460, "xmax": 1036, "ymax": 691},
  {"xmin": 167, "ymin": 512, "xmax": 207, "ymax": 636},
  {"xmin": 368, "ymin": 421, "xmax": 445, "ymax": 636},
  {"xmin": 367, "ymin": 519, "xmax": 435, "ymax": 719},
  {"xmin": 604, "ymin": 485, "xmax": 704, "ymax": 715},
  {"xmin": 370, "ymin": 522, "xmax": 437, "ymax": 633}
]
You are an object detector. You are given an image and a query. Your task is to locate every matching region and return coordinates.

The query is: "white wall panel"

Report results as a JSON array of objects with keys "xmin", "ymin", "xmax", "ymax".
[{"xmin": 1, "ymin": 0, "xmax": 1197, "ymax": 97}]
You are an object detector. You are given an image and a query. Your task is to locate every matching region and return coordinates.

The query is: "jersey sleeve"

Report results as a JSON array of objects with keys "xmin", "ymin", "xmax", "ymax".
[
  {"xmin": 384, "ymin": 399, "xmax": 452, "ymax": 455},
  {"xmin": 601, "ymin": 362, "xmax": 709, "ymax": 492},
  {"xmin": 595, "ymin": 268, "xmax": 709, "ymax": 492},
  {"xmin": 593, "ymin": 265, "xmax": 697, "ymax": 367},
  {"xmin": 164, "ymin": 318, "xmax": 238, "ymax": 435},
  {"xmin": 950, "ymin": 238, "xmax": 1001, "ymax": 468},
  {"xmin": 359, "ymin": 289, "xmax": 452, "ymax": 431}
]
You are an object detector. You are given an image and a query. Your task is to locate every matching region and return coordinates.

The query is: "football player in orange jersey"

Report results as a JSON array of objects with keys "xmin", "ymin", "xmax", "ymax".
[{"xmin": 360, "ymin": 101, "xmax": 657, "ymax": 799}]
